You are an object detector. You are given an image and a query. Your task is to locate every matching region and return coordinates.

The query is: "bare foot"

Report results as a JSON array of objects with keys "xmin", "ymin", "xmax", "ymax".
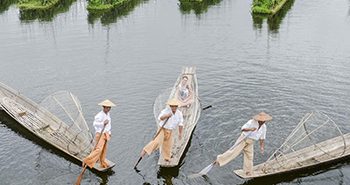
[{"xmin": 140, "ymin": 150, "xmax": 146, "ymax": 158}]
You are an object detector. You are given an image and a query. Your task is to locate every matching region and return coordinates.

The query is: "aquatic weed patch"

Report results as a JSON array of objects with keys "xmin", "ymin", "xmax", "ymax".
[
  {"xmin": 252, "ymin": 0, "xmax": 288, "ymax": 14},
  {"xmin": 19, "ymin": 0, "xmax": 74, "ymax": 21},
  {"xmin": 87, "ymin": 0, "xmax": 128, "ymax": 11},
  {"xmin": 17, "ymin": 0, "xmax": 60, "ymax": 10},
  {"xmin": 179, "ymin": 0, "xmax": 221, "ymax": 15}
]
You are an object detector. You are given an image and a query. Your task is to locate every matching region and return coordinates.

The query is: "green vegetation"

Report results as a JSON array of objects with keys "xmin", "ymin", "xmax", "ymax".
[
  {"xmin": 87, "ymin": 0, "xmax": 132, "ymax": 11},
  {"xmin": 179, "ymin": 0, "xmax": 221, "ymax": 15},
  {"xmin": 88, "ymin": 0, "xmax": 146, "ymax": 25},
  {"xmin": 0, "ymin": 0, "xmax": 18, "ymax": 14},
  {"xmin": 252, "ymin": 0, "xmax": 288, "ymax": 15},
  {"xmin": 19, "ymin": 0, "xmax": 74, "ymax": 21},
  {"xmin": 17, "ymin": 0, "xmax": 60, "ymax": 10},
  {"xmin": 252, "ymin": 0, "xmax": 294, "ymax": 32}
]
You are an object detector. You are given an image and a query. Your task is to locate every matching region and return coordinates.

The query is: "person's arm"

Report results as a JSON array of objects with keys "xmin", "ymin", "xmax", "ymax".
[
  {"xmin": 259, "ymin": 126, "xmax": 266, "ymax": 154},
  {"xmin": 158, "ymin": 109, "xmax": 172, "ymax": 121},
  {"xmin": 241, "ymin": 120, "xmax": 256, "ymax": 132},
  {"xmin": 178, "ymin": 126, "xmax": 183, "ymax": 140},
  {"xmin": 242, "ymin": 127, "xmax": 257, "ymax": 132},
  {"xmin": 259, "ymin": 139, "xmax": 265, "ymax": 154},
  {"xmin": 178, "ymin": 111, "xmax": 184, "ymax": 140},
  {"xmin": 93, "ymin": 114, "xmax": 104, "ymax": 128}
]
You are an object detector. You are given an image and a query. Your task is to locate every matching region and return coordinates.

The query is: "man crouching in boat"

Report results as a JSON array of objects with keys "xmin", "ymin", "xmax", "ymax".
[
  {"xmin": 139, "ymin": 98, "xmax": 184, "ymax": 162},
  {"xmin": 82, "ymin": 99, "xmax": 115, "ymax": 169},
  {"xmin": 214, "ymin": 112, "xmax": 272, "ymax": 176}
]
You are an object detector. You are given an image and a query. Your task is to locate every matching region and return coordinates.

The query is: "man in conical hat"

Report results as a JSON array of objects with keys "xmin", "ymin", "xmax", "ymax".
[
  {"xmin": 139, "ymin": 98, "xmax": 184, "ymax": 162},
  {"xmin": 83, "ymin": 99, "xmax": 116, "ymax": 169},
  {"xmin": 215, "ymin": 112, "xmax": 272, "ymax": 176}
]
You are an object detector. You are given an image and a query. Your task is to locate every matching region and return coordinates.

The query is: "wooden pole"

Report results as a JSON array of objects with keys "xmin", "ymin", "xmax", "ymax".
[
  {"xmin": 134, "ymin": 115, "xmax": 171, "ymax": 170},
  {"xmin": 74, "ymin": 125, "xmax": 106, "ymax": 185}
]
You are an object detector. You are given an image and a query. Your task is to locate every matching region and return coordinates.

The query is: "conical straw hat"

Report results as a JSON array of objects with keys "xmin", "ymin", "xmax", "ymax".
[
  {"xmin": 166, "ymin": 98, "xmax": 180, "ymax": 106},
  {"xmin": 253, "ymin": 112, "xmax": 272, "ymax": 122},
  {"xmin": 98, "ymin": 99, "xmax": 116, "ymax": 107}
]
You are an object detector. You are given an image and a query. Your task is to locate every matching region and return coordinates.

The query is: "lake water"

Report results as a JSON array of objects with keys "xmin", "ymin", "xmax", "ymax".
[{"xmin": 1, "ymin": 0, "xmax": 350, "ymax": 184}]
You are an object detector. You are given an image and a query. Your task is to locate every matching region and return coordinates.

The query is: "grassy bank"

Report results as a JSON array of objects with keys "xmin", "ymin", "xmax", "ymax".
[
  {"xmin": 17, "ymin": 0, "xmax": 60, "ymax": 10},
  {"xmin": 252, "ymin": 0, "xmax": 288, "ymax": 15}
]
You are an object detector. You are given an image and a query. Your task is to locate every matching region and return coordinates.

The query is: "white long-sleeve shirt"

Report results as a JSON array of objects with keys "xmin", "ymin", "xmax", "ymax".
[
  {"xmin": 93, "ymin": 111, "xmax": 111, "ymax": 134},
  {"xmin": 241, "ymin": 119, "xmax": 266, "ymax": 141},
  {"xmin": 158, "ymin": 107, "xmax": 184, "ymax": 130}
]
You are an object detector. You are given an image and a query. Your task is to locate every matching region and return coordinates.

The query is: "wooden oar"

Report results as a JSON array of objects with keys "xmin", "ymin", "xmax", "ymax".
[
  {"xmin": 74, "ymin": 124, "xmax": 107, "ymax": 185},
  {"xmin": 134, "ymin": 115, "xmax": 172, "ymax": 171}
]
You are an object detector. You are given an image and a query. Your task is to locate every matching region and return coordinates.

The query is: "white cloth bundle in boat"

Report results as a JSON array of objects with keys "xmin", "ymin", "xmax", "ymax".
[{"xmin": 262, "ymin": 112, "xmax": 346, "ymax": 173}]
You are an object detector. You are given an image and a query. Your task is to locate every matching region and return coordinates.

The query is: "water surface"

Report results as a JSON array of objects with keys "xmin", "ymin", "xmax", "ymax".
[{"xmin": 1, "ymin": 0, "xmax": 350, "ymax": 184}]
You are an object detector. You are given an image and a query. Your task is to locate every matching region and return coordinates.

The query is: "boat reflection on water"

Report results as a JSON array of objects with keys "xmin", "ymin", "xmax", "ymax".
[
  {"xmin": 252, "ymin": 0, "xmax": 295, "ymax": 33},
  {"xmin": 87, "ymin": 0, "xmax": 147, "ymax": 26},
  {"xmin": 19, "ymin": 0, "xmax": 75, "ymax": 22},
  {"xmin": 158, "ymin": 166, "xmax": 180, "ymax": 185},
  {"xmin": 0, "ymin": 0, "xmax": 18, "ymax": 14},
  {"xmin": 178, "ymin": 0, "xmax": 221, "ymax": 15},
  {"xmin": 240, "ymin": 161, "xmax": 349, "ymax": 185}
]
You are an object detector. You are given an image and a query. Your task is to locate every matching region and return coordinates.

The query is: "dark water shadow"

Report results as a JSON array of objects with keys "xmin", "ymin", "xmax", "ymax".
[
  {"xmin": 156, "ymin": 126, "xmax": 196, "ymax": 185},
  {"xmin": 252, "ymin": 0, "xmax": 295, "ymax": 33},
  {"xmin": 19, "ymin": 0, "xmax": 75, "ymax": 22},
  {"xmin": 87, "ymin": 0, "xmax": 148, "ymax": 26},
  {"xmin": 239, "ymin": 155, "xmax": 350, "ymax": 185},
  {"xmin": 179, "ymin": 0, "xmax": 221, "ymax": 16},
  {"xmin": 0, "ymin": 111, "xmax": 115, "ymax": 181},
  {"xmin": 0, "ymin": 0, "xmax": 18, "ymax": 14}
]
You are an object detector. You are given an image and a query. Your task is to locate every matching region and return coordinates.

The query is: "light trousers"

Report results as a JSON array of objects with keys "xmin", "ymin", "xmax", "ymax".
[
  {"xmin": 216, "ymin": 136, "xmax": 254, "ymax": 174},
  {"xmin": 143, "ymin": 128, "xmax": 173, "ymax": 161},
  {"xmin": 83, "ymin": 132, "xmax": 110, "ymax": 169}
]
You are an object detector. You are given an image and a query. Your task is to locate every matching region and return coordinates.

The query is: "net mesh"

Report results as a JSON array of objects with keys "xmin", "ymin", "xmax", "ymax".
[
  {"xmin": 262, "ymin": 112, "xmax": 346, "ymax": 173},
  {"xmin": 39, "ymin": 91, "xmax": 93, "ymax": 156},
  {"xmin": 153, "ymin": 87, "xmax": 173, "ymax": 120}
]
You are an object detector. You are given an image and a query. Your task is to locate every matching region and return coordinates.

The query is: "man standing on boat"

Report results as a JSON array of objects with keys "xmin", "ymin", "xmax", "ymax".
[
  {"xmin": 139, "ymin": 98, "xmax": 184, "ymax": 163},
  {"xmin": 214, "ymin": 112, "xmax": 272, "ymax": 176},
  {"xmin": 83, "ymin": 99, "xmax": 116, "ymax": 169}
]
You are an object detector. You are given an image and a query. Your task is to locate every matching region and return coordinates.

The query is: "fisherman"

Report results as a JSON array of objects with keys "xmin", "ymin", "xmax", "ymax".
[
  {"xmin": 82, "ymin": 99, "xmax": 116, "ymax": 169},
  {"xmin": 139, "ymin": 98, "xmax": 184, "ymax": 162},
  {"xmin": 214, "ymin": 112, "xmax": 272, "ymax": 176}
]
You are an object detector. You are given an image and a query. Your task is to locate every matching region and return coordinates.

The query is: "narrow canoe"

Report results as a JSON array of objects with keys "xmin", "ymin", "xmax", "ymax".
[
  {"xmin": 154, "ymin": 66, "xmax": 201, "ymax": 167},
  {"xmin": 0, "ymin": 82, "xmax": 115, "ymax": 172},
  {"xmin": 234, "ymin": 112, "xmax": 348, "ymax": 179}
]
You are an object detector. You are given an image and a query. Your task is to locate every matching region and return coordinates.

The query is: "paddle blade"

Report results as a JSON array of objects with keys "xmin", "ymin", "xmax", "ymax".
[
  {"xmin": 202, "ymin": 105, "xmax": 212, "ymax": 110},
  {"xmin": 188, "ymin": 162, "xmax": 215, "ymax": 179},
  {"xmin": 74, "ymin": 167, "xmax": 86, "ymax": 185},
  {"xmin": 74, "ymin": 174, "xmax": 83, "ymax": 185}
]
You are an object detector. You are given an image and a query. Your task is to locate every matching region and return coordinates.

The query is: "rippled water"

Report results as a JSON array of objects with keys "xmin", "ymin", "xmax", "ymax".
[{"xmin": 1, "ymin": 0, "xmax": 350, "ymax": 184}]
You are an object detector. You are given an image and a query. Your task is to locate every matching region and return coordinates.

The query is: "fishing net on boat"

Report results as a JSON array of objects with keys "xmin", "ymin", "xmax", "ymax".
[
  {"xmin": 38, "ymin": 91, "xmax": 93, "ymax": 156},
  {"xmin": 153, "ymin": 87, "xmax": 174, "ymax": 120},
  {"xmin": 262, "ymin": 112, "xmax": 346, "ymax": 173}
]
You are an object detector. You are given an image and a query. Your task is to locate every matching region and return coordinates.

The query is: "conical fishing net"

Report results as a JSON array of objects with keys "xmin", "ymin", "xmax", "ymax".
[
  {"xmin": 262, "ymin": 112, "xmax": 346, "ymax": 173},
  {"xmin": 39, "ymin": 91, "xmax": 93, "ymax": 157}
]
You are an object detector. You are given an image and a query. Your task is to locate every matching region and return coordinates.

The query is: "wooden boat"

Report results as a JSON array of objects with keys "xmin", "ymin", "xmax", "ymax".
[
  {"xmin": 0, "ymin": 82, "xmax": 115, "ymax": 172},
  {"xmin": 153, "ymin": 67, "xmax": 201, "ymax": 167},
  {"xmin": 234, "ymin": 112, "xmax": 348, "ymax": 179}
]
